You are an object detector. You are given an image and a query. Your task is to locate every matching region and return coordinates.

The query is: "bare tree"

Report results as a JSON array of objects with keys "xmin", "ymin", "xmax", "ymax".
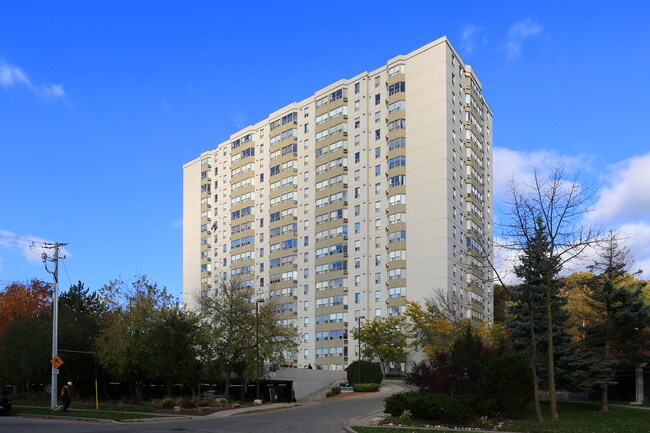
[
  {"xmin": 501, "ymin": 166, "xmax": 601, "ymax": 421},
  {"xmin": 430, "ymin": 286, "xmax": 466, "ymax": 325}
]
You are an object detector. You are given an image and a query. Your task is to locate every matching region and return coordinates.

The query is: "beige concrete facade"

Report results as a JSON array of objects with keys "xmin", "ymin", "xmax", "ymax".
[{"xmin": 183, "ymin": 36, "xmax": 493, "ymax": 371}]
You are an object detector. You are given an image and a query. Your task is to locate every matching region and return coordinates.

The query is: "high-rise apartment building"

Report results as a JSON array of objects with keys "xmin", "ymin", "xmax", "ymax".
[{"xmin": 183, "ymin": 37, "xmax": 493, "ymax": 370}]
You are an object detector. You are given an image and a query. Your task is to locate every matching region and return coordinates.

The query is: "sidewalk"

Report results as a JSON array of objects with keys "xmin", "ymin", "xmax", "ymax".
[{"xmin": 205, "ymin": 402, "xmax": 303, "ymax": 418}]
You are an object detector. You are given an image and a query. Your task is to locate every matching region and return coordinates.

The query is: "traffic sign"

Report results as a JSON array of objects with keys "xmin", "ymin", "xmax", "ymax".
[{"xmin": 51, "ymin": 355, "xmax": 64, "ymax": 369}]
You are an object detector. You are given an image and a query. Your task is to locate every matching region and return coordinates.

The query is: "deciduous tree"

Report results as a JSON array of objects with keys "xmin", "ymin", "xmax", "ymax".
[
  {"xmin": 352, "ymin": 316, "xmax": 408, "ymax": 374},
  {"xmin": 502, "ymin": 166, "xmax": 600, "ymax": 421},
  {"xmin": 198, "ymin": 278, "xmax": 297, "ymax": 398},
  {"xmin": 0, "ymin": 279, "xmax": 51, "ymax": 334},
  {"xmin": 96, "ymin": 276, "xmax": 178, "ymax": 399}
]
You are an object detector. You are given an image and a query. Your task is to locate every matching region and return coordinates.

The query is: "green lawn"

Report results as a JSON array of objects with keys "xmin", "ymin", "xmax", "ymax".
[
  {"xmin": 9, "ymin": 397, "xmax": 168, "ymax": 421},
  {"xmin": 350, "ymin": 401, "xmax": 650, "ymax": 433},
  {"xmin": 11, "ymin": 405, "xmax": 165, "ymax": 421},
  {"xmin": 504, "ymin": 401, "xmax": 650, "ymax": 433}
]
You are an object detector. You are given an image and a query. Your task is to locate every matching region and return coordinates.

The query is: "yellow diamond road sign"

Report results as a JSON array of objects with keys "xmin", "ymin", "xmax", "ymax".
[{"xmin": 51, "ymin": 355, "xmax": 64, "ymax": 369}]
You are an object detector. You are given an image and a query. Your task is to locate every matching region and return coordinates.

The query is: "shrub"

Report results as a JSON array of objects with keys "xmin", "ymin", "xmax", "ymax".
[
  {"xmin": 197, "ymin": 398, "xmax": 212, "ymax": 407},
  {"xmin": 405, "ymin": 324, "xmax": 532, "ymax": 418},
  {"xmin": 398, "ymin": 409, "xmax": 412, "ymax": 421},
  {"xmin": 180, "ymin": 397, "xmax": 198, "ymax": 408},
  {"xmin": 325, "ymin": 386, "xmax": 341, "ymax": 398},
  {"xmin": 385, "ymin": 391, "xmax": 498, "ymax": 424},
  {"xmin": 353, "ymin": 383, "xmax": 379, "ymax": 392},
  {"xmin": 346, "ymin": 360, "xmax": 383, "ymax": 385},
  {"xmin": 155, "ymin": 398, "xmax": 176, "ymax": 409},
  {"xmin": 484, "ymin": 346, "xmax": 532, "ymax": 417}
]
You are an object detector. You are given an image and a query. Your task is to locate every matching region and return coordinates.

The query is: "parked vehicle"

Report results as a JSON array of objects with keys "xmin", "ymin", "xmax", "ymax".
[
  {"xmin": 201, "ymin": 389, "xmax": 224, "ymax": 399},
  {"xmin": 0, "ymin": 393, "xmax": 11, "ymax": 415}
]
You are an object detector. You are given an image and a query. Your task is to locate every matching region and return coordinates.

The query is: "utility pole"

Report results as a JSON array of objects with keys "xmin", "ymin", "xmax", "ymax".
[
  {"xmin": 357, "ymin": 315, "xmax": 365, "ymax": 384},
  {"xmin": 255, "ymin": 299, "xmax": 265, "ymax": 402},
  {"xmin": 43, "ymin": 242, "xmax": 67, "ymax": 410}
]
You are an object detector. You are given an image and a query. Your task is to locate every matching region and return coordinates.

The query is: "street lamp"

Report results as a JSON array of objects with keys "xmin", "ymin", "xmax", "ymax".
[
  {"xmin": 256, "ymin": 299, "xmax": 265, "ymax": 401},
  {"xmin": 357, "ymin": 315, "xmax": 365, "ymax": 384}
]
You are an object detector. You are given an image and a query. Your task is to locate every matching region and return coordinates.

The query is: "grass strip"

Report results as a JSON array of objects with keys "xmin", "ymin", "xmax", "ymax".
[
  {"xmin": 350, "ymin": 401, "xmax": 650, "ymax": 433},
  {"xmin": 12, "ymin": 406, "xmax": 165, "ymax": 421}
]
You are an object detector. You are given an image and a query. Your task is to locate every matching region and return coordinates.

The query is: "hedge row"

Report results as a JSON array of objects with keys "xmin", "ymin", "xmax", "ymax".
[
  {"xmin": 346, "ymin": 360, "xmax": 383, "ymax": 385},
  {"xmin": 353, "ymin": 383, "xmax": 379, "ymax": 392},
  {"xmin": 385, "ymin": 391, "xmax": 498, "ymax": 423}
]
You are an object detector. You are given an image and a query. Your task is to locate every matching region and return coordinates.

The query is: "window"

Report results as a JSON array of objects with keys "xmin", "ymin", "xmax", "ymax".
[
  {"xmin": 354, "ymin": 240, "xmax": 361, "ymax": 251},
  {"xmin": 354, "ymin": 169, "xmax": 360, "ymax": 181},
  {"xmin": 375, "ymin": 94, "xmax": 380, "ymax": 105},
  {"xmin": 374, "ymin": 201, "xmax": 381, "ymax": 212},
  {"xmin": 388, "ymin": 82, "xmax": 405, "ymax": 95},
  {"xmin": 354, "ymin": 117, "xmax": 360, "ymax": 129},
  {"xmin": 374, "ymin": 76, "xmax": 381, "ymax": 88},
  {"xmin": 354, "ymin": 82, "xmax": 360, "ymax": 94},
  {"xmin": 375, "ymin": 183, "xmax": 381, "ymax": 194},
  {"xmin": 388, "ymin": 156, "xmax": 406, "ymax": 169},
  {"xmin": 375, "ymin": 308, "xmax": 382, "ymax": 317},
  {"xmin": 375, "ymin": 165, "xmax": 381, "ymax": 176},
  {"xmin": 354, "ymin": 222, "xmax": 361, "ymax": 233},
  {"xmin": 355, "ymin": 275, "xmax": 361, "ymax": 286},
  {"xmin": 304, "ymin": 236, "xmax": 309, "ymax": 246},
  {"xmin": 304, "ymin": 301, "xmax": 309, "ymax": 311},
  {"xmin": 354, "ymin": 100, "xmax": 360, "ymax": 111},
  {"xmin": 354, "ymin": 134, "xmax": 361, "ymax": 146},
  {"xmin": 375, "ymin": 289, "xmax": 381, "ymax": 300},
  {"xmin": 374, "ymin": 274, "xmax": 381, "ymax": 284},
  {"xmin": 375, "ymin": 147, "xmax": 381, "ymax": 158},
  {"xmin": 354, "ymin": 152, "xmax": 360, "ymax": 163},
  {"xmin": 354, "ymin": 204, "xmax": 360, "ymax": 216},
  {"xmin": 374, "ymin": 111, "xmax": 381, "ymax": 123},
  {"xmin": 375, "ymin": 129, "xmax": 381, "ymax": 140},
  {"xmin": 355, "ymin": 257, "xmax": 361, "ymax": 268},
  {"xmin": 354, "ymin": 292, "xmax": 360, "ymax": 303},
  {"xmin": 354, "ymin": 187, "xmax": 360, "ymax": 198},
  {"xmin": 375, "ymin": 254, "xmax": 381, "ymax": 265}
]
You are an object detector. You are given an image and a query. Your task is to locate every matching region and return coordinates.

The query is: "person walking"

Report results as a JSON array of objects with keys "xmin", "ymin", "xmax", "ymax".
[{"xmin": 61, "ymin": 381, "xmax": 73, "ymax": 411}]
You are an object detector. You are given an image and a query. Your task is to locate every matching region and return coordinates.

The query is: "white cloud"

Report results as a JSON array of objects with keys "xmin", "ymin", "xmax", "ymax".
[
  {"xmin": 0, "ymin": 229, "xmax": 72, "ymax": 269},
  {"xmin": 493, "ymin": 147, "xmax": 590, "ymax": 201},
  {"xmin": 460, "ymin": 24, "xmax": 478, "ymax": 55},
  {"xmin": 232, "ymin": 113, "xmax": 246, "ymax": 129},
  {"xmin": 504, "ymin": 18, "xmax": 543, "ymax": 60},
  {"xmin": 618, "ymin": 222, "xmax": 650, "ymax": 279},
  {"xmin": 492, "ymin": 150, "xmax": 650, "ymax": 281},
  {"xmin": 591, "ymin": 153, "xmax": 650, "ymax": 223},
  {"xmin": 0, "ymin": 57, "xmax": 66, "ymax": 100},
  {"xmin": 0, "ymin": 61, "xmax": 30, "ymax": 87}
]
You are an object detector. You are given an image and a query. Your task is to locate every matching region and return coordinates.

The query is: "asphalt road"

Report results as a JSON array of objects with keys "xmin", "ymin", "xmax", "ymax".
[{"xmin": 0, "ymin": 391, "xmax": 388, "ymax": 433}]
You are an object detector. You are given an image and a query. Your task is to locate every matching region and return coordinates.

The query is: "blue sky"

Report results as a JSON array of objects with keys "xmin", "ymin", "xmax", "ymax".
[{"xmin": 1, "ymin": 1, "xmax": 649, "ymax": 299}]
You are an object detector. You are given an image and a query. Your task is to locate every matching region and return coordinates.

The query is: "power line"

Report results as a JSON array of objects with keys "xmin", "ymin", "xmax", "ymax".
[{"xmin": 61, "ymin": 259, "xmax": 73, "ymax": 290}]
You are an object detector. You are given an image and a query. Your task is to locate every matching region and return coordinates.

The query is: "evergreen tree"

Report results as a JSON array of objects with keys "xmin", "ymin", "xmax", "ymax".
[
  {"xmin": 506, "ymin": 216, "xmax": 570, "ymax": 423},
  {"xmin": 563, "ymin": 233, "xmax": 650, "ymax": 411}
]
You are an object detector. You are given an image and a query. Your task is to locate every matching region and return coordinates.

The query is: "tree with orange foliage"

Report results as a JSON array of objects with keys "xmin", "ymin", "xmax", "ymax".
[{"xmin": 0, "ymin": 279, "xmax": 51, "ymax": 334}]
